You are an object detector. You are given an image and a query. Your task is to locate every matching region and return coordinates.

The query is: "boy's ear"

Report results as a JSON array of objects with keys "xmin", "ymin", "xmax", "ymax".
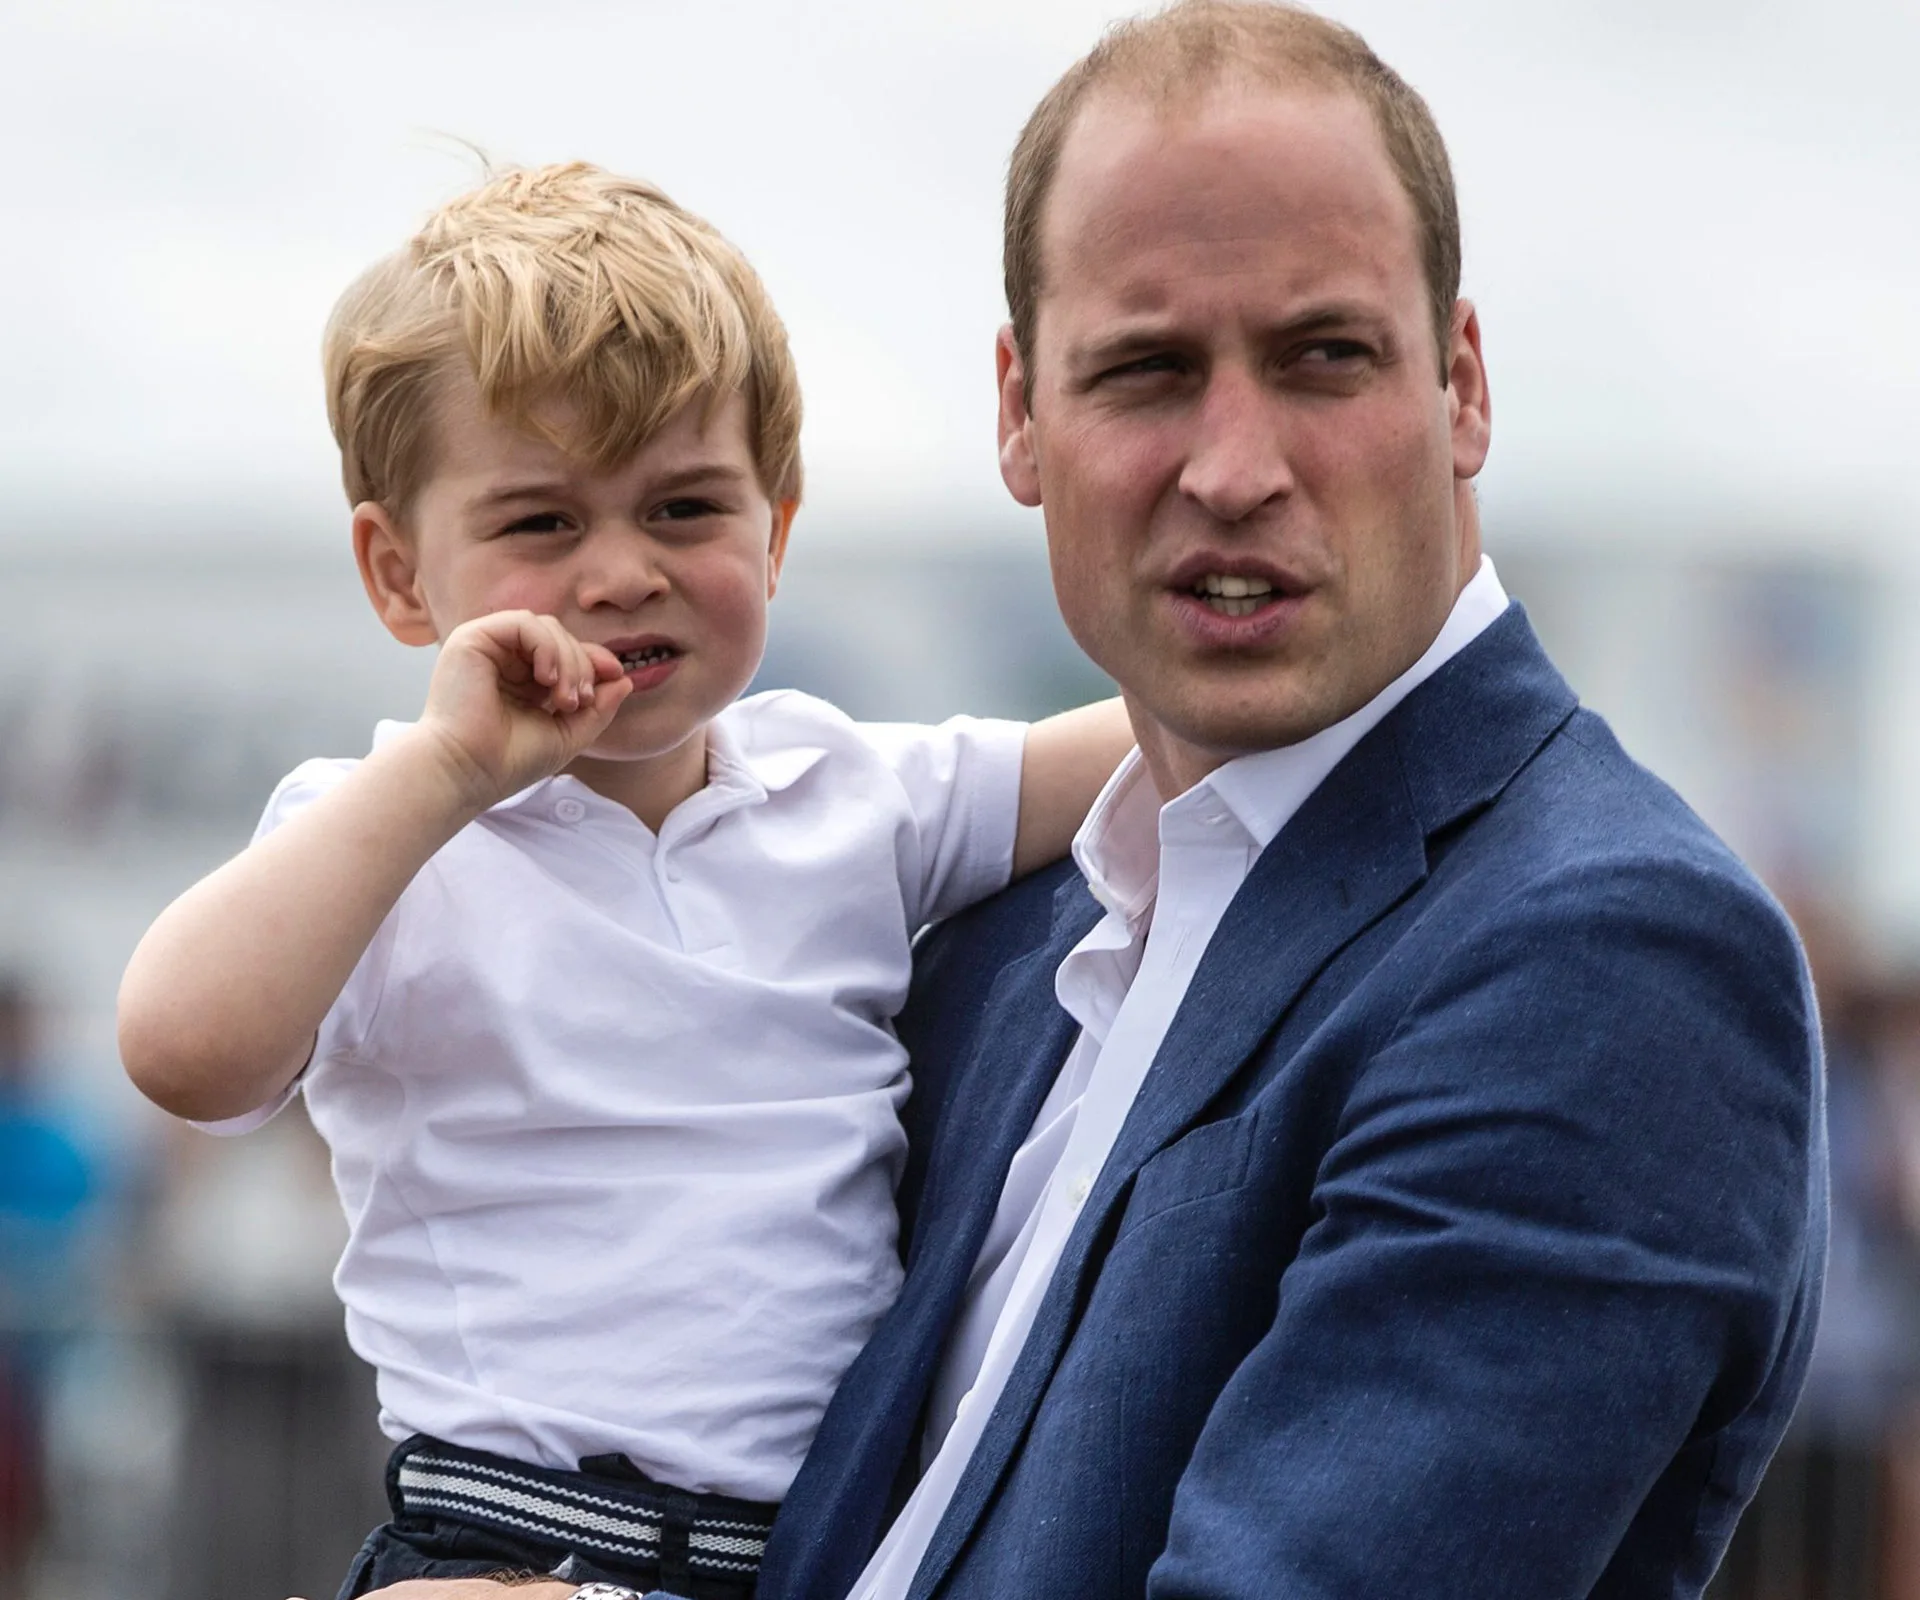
[
  {"xmin": 764, "ymin": 498, "xmax": 798, "ymax": 600},
  {"xmin": 352, "ymin": 502, "xmax": 439, "ymax": 646}
]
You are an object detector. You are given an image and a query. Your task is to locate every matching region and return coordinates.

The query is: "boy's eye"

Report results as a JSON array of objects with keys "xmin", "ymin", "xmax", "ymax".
[
  {"xmin": 500, "ymin": 511, "xmax": 574, "ymax": 536},
  {"xmin": 655, "ymin": 498, "xmax": 721, "ymax": 522}
]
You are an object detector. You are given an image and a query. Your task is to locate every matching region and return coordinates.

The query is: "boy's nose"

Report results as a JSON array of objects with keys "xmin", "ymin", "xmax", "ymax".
[{"xmin": 575, "ymin": 531, "xmax": 669, "ymax": 612}]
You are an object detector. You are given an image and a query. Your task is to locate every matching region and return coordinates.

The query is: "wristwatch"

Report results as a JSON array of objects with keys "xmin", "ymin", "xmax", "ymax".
[{"xmin": 568, "ymin": 1586, "xmax": 645, "ymax": 1600}]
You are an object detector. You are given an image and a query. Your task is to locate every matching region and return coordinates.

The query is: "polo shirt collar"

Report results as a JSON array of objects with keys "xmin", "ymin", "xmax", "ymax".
[
  {"xmin": 367, "ymin": 710, "xmax": 827, "ymax": 827},
  {"xmin": 706, "ymin": 713, "xmax": 828, "ymax": 799}
]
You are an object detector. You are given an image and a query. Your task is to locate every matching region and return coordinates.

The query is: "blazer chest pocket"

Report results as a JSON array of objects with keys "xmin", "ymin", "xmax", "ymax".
[{"xmin": 1117, "ymin": 1112, "xmax": 1259, "ymax": 1239}]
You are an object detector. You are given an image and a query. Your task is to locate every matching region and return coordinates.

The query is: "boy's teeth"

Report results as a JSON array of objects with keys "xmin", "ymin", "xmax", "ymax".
[{"xmin": 619, "ymin": 646, "xmax": 672, "ymax": 668}]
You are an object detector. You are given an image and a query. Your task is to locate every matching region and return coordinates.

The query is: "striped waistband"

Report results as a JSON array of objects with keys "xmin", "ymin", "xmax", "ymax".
[{"xmin": 390, "ymin": 1435, "xmax": 778, "ymax": 1585}]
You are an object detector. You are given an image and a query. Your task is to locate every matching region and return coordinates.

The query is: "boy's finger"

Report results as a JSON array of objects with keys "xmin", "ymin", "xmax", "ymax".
[
  {"xmin": 555, "ymin": 623, "xmax": 598, "ymax": 711},
  {"xmin": 529, "ymin": 637, "xmax": 567, "ymax": 707},
  {"xmin": 559, "ymin": 675, "xmax": 632, "ymax": 742},
  {"xmin": 584, "ymin": 642, "xmax": 627, "ymax": 682},
  {"xmin": 560, "ymin": 633, "xmax": 597, "ymax": 705},
  {"xmin": 594, "ymin": 675, "xmax": 634, "ymax": 714},
  {"xmin": 502, "ymin": 614, "xmax": 559, "ymax": 686},
  {"xmin": 531, "ymin": 618, "xmax": 584, "ymax": 712}
]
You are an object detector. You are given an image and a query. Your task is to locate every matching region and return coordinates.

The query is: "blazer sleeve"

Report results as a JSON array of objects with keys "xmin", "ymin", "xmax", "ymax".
[{"xmin": 1148, "ymin": 853, "xmax": 1826, "ymax": 1599}]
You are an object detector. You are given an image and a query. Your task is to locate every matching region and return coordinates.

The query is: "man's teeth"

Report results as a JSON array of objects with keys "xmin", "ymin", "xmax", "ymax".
[
  {"xmin": 619, "ymin": 646, "xmax": 673, "ymax": 669},
  {"xmin": 1194, "ymin": 574, "xmax": 1275, "ymax": 616}
]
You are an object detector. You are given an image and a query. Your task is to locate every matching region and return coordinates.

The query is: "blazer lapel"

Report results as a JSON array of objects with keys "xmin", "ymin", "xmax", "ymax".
[
  {"xmin": 907, "ymin": 606, "xmax": 1579, "ymax": 1599},
  {"xmin": 1104, "ymin": 726, "xmax": 1429, "ymax": 1184},
  {"xmin": 907, "ymin": 731, "xmax": 1427, "ymax": 1600},
  {"xmin": 767, "ymin": 877, "xmax": 1098, "ymax": 1600},
  {"xmin": 907, "ymin": 881, "xmax": 1098, "ymax": 1277}
]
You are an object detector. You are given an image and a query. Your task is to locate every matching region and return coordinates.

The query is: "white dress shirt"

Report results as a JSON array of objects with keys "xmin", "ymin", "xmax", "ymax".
[
  {"xmin": 852, "ymin": 559, "xmax": 1510, "ymax": 1600},
  {"xmin": 206, "ymin": 689, "xmax": 1026, "ymax": 1503}
]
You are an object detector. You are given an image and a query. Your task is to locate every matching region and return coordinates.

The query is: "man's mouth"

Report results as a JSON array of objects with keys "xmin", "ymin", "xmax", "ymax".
[{"xmin": 1188, "ymin": 573, "xmax": 1277, "ymax": 617}]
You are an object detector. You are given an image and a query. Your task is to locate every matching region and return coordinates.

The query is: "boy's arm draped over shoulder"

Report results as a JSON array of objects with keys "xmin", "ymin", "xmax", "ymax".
[
  {"xmin": 853, "ymin": 697, "xmax": 1131, "ymax": 929},
  {"xmin": 1146, "ymin": 853, "xmax": 1823, "ymax": 1597},
  {"xmin": 315, "ymin": 1582, "xmax": 575, "ymax": 1600},
  {"xmin": 1013, "ymin": 698, "xmax": 1135, "ymax": 876},
  {"xmin": 117, "ymin": 611, "xmax": 628, "ymax": 1123}
]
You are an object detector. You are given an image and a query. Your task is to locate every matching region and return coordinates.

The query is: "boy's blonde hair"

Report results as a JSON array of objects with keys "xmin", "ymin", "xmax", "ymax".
[{"xmin": 324, "ymin": 161, "xmax": 803, "ymax": 515}]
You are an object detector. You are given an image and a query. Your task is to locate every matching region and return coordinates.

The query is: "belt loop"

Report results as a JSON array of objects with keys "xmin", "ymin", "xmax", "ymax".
[
  {"xmin": 385, "ymin": 1433, "xmax": 432, "ymax": 1520},
  {"xmin": 655, "ymin": 1484, "xmax": 703, "ymax": 1595}
]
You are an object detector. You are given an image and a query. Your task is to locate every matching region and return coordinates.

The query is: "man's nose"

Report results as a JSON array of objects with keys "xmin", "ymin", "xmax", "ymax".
[
  {"xmin": 1177, "ymin": 369, "xmax": 1296, "ymax": 524},
  {"xmin": 575, "ymin": 527, "xmax": 669, "ymax": 612}
]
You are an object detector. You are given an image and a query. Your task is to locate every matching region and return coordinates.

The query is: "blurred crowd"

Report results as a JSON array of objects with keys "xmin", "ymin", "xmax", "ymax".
[
  {"xmin": 1, "ymin": 976, "xmax": 103, "ymax": 1599},
  {"xmin": 0, "ymin": 973, "xmax": 384, "ymax": 1600},
  {"xmin": 1724, "ymin": 903, "xmax": 1920, "ymax": 1600}
]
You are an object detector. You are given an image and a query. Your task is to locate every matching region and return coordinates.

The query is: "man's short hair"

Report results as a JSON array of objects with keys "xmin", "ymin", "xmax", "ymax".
[
  {"xmin": 1004, "ymin": 0, "xmax": 1460, "ymax": 379},
  {"xmin": 324, "ymin": 161, "xmax": 803, "ymax": 515}
]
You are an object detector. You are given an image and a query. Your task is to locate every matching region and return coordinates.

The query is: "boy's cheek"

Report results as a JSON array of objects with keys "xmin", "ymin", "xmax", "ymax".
[
  {"xmin": 706, "ymin": 586, "xmax": 773, "ymax": 671},
  {"xmin": 472, "ymin": 572, "xmax": 567, "ymax": 618},
  {"xmin": 682, "ymin": 554, "xmax": 774, "ymax": 633}
]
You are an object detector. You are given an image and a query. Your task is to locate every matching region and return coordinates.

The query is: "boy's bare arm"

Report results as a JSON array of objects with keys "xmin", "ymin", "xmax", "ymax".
[
  {"xmin": 308, "ymin": 1582, "xmax": 574, "ymax": 1600},
  {"xmin": 349, "ymin": 1582, "xmax": 575, "ymax": 1599},
  {"xmin": 1011, "ymin": 698, "xmax": 1136, "ymax": 878},
  {"xmin": 118, "ymin": 612, "xmax": 630, "ymax": 1124}
]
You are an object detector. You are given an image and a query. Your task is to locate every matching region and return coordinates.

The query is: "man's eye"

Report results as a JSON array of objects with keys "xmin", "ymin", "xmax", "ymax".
[
  {"xmin": 1102, "ymin": 353, "xmax": 1186, "ymax": 382},
  {"xmin": 1296, "ymin": 340, "xmax": 1372, "ymax": 366}
]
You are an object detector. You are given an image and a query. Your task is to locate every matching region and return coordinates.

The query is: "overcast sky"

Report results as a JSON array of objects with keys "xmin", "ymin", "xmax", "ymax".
[{"xmin": 4, "ymin": 0, "xmax": 1915, "ymax": 554}]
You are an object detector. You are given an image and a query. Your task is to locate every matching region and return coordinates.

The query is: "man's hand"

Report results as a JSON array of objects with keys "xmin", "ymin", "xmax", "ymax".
[{"xmin": 419, "ymin": 610, "xmax": 633, "ymax": 810}]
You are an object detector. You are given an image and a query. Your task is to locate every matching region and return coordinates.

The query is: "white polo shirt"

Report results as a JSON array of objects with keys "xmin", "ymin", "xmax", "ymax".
[{"xmin": 214, "ymin": 688, "xmax": 1026, "ymax": 1503}]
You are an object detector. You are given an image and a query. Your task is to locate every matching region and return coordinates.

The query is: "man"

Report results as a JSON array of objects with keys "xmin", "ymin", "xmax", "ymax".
[{"xmin": 368, "ymin": 3, "xmax": 1825, "ymax": 1597}]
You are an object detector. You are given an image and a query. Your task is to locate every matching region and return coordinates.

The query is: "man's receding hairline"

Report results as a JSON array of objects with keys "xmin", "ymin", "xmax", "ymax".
[
  {"xmin": 1025, "ymin": 77, "xmax": 1427, "ymax": 346},
  {"xmin": 1004, "ymin": 2, "xmax": 1463, "ymax": 389}
]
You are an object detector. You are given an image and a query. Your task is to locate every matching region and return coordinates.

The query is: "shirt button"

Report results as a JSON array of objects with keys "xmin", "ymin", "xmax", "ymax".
[
  {"xmin": 955, "ymin": 1389, "xmax": 974, "ymax": 1419},
  {"xmin": 554, "ymin": 797, "xmax": 587, "ymax": 824},
  {"xmin": 1067, "ymin": 1172, "xmax": 1092, "ymax": 1207}
]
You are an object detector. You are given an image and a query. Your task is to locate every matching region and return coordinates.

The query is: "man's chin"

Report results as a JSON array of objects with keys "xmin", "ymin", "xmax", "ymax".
[{"xmin": 1129, "ymin": 694, "xmax": 1342, "ymax": 793}]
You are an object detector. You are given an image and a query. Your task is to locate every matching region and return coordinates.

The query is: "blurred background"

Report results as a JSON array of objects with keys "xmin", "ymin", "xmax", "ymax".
[{"xmin": 2, "ymin": 0, "xmax": 1917, "ymax": 1594}]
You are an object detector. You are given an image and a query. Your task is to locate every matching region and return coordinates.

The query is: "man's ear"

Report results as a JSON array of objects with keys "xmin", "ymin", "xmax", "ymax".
[
  {"xmin": 1445, "ymin": 299, "xmax": 1492, "ymax": 481},
  {"xmin": 765, "ymin": 497, "xmax": 798, "ymax": 600},
  {"xmin": 352, "ymin": 502, "xmax": 439, "ymax": 646},
  {"xmin": 996, "ymin": 325, "xmax": 1042, "ymax": 508}
]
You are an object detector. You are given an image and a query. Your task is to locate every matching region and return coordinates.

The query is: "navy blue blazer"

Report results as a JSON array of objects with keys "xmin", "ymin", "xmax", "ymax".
[{"xmin": 762, "ymin": 607, "xmax": 1827, "ymax": 1599}]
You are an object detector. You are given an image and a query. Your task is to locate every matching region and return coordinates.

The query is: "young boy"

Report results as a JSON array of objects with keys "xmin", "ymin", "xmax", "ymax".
[{"xmin": 118, "ymin": 163, "xmax": 1132, "ymax": 1600}]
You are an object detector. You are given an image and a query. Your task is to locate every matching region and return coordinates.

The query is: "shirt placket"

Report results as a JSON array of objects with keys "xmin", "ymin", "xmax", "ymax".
[
  {"xmin": 648, "ymin": 771, "xmax": 764, "ymax": 962},
  {"xmin": 1041, "ymin": 824, "xmax": 1219, "ymax": 1216}
]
